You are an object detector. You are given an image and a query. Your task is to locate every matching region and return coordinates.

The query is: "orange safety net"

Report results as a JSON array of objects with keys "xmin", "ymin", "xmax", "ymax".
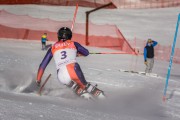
[
  {"xmin": 0, "ymin": 0, "xmax": 116, "ymax": 8},
  {"xmin": 0, "ymin": 10, "xmax": 135, "ymax": 54},
  {"xmin": 115, "ymin": 0, "xmax": 180, "ymax": 9},
  {"xmin": 154, "ymin": 44, "xmax": 180, "ymax": 64}
]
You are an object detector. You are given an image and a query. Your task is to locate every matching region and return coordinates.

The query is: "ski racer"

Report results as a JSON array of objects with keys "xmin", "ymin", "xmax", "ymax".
[
  {"xmin": 144, "ymin": 39, "xmax": 158, "ymax": 73},
  {"xmin": 36, "ymin": 27, "xmax": 105, "ymax": 99}
]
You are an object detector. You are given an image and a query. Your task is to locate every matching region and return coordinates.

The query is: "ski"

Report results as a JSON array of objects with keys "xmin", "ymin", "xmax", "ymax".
[{"xmin": 119, "ymin": 69, "xmax": 160, "ymax": 78}]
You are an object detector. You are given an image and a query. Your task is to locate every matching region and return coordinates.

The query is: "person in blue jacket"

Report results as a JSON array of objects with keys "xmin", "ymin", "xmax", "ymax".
[
  {"xmin": 144, "ymin": 39, "xmax": 158, "ymax": 73},
  {"xmin": 41, "ymin": 33, "xmax": 48, "ymax": 50}
]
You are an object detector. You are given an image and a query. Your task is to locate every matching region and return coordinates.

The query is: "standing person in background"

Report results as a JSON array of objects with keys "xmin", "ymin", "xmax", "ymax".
[
  {"xmin": 41, "ymin": 33, "xmax": 48, "ymax": 50},
  {"xmin": 144, "ymin": 39, "xmax": 158, "ymax": 73}
]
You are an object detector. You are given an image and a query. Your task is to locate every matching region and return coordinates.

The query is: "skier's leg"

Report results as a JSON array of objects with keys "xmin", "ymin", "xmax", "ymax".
[
  {"xmin": 58, "ymin": 63, "xmax": 105, "ymax": 99},
  {"xmin": 58, "ymin": 63, "xmax": 92, "ymax": 99},
  {"xmin": 66, "ymin": 63, "xmax": 105, "ymax": 99},
  {"xmin": 57, "ymin": 66, "xmax": 72, "ymax": 85},
  {"xmin": 66, "ymin": 63, "xmax": 87, "ymax": 89},
  {"xmin": 57, "ymin": 65, "xmax": 88, "ymax": 97},
  {"xmin": 71, "ymin": 63, "xmax": 105, "ymax": 99}
]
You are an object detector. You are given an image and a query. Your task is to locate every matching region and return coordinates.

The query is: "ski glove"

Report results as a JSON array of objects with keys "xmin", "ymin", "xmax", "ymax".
[
  {"xmin": 144, "ymin": 60, "xmax": 147, "ymax": 65},
  {"xmin": 36, "ymin": 80, "xmax": 41, "ymax": 87}
]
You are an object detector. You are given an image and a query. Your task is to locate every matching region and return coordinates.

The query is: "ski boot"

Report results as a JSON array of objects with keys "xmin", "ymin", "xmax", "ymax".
[
  {"xmin": 85, "ymin": 83, "xmax": 106, "ymax": 99},
  {"xmin": 67, "ymin": 81, "xmax": 93, "ymax": 100}
]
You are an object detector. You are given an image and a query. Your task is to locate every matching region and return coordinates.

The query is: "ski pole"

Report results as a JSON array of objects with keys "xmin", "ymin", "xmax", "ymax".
[
  {"xmin": 163, "ymin": 13, "xmax": 180, "ymax": 102},
  {"xmin": 90, "ymin": 52, "xmax": 134, "ymax": 54},
  {"xmin": 71, "ymin": 3, "xmax": 79, "ymax": 31},
  {"xmin": 38, "ymin": 74, "xmax": 51, "ymax": 96}
]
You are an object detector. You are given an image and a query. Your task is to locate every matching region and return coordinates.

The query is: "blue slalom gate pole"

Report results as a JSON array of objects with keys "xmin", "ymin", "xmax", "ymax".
[{"xmin": 163, "ymin": 13, "xmax": 180, "ymax": 102}]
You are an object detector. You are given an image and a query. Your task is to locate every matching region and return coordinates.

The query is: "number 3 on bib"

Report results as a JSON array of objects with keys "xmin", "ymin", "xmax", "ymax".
[{"xmin": 61, "ymin": 51, "xmax": 67, "ymax": 59}]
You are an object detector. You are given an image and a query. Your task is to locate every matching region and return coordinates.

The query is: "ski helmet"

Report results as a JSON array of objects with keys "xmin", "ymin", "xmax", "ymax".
[{"xmin": 57, "ymin": 27, "xmax": 72, "ymax": 41}]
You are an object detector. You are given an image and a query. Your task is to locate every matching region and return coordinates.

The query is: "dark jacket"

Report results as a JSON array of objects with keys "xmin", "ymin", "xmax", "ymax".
[{"xmin": 144, "ymin": 40, "xmax": 158, "ymax": 61}]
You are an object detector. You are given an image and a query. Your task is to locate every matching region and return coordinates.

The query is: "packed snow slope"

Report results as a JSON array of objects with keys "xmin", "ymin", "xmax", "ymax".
[
  {"xmin": 0, "ymin": 39, "xmax": 180, "ymax": 120},
  {"xmin": 0, "ymin": 5, "xmax": 180, "ymax": 47}
]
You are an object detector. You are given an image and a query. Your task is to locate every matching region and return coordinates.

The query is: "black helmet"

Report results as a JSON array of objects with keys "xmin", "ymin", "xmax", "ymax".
[{"xmin": 58, "ymin": 27, "xmax": 72, "ymax": 41}]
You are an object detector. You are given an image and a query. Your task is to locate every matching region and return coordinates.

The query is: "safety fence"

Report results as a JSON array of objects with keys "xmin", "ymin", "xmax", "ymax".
[
  {"xmin": 1, "ymin": 9, "xmax": 179, "ymax": 63},
  {"xmin": 0, "ymin": 10, "xmax": 135, "ymax": 54},
  {"xmin": 0, "ymin": 0, "xmax": 116, "ymax": 8},
  {"xmin": 115, "ymin": 0, "xmax": 180, "ymax": 9},
  {"xmin": 0, "ymin": 0, "xmax": 179, "ymax": 9}
]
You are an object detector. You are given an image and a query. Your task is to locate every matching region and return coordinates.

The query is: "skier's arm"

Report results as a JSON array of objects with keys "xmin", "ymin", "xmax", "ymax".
[
  {"xmin": 144, "ymin": 47, "xmax": 147, "ymax": 62},
  {"xmin": 74, "ymin": 42, "xmax": 89, "ymax": 56},
  {"xmin": 152, "ymin": 40, "xmax": 158, "ymax": 47},
  {"xmin": 37, "ymin": 48, "xmax": 53, "ymax": 82}
]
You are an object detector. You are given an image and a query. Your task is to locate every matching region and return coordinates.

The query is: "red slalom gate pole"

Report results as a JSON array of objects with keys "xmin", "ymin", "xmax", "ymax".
[
  {"xmin": 90, "ymin": 52, "xmax": 134, "ymax": 54},
  {"xmin": 71, "ymin": 3, "xmax": 79, "ymax": 31},
  {"xmin": 89, "ymin": 52, "xmax": 127, "ymax": 54},
  {"xmin": 38, "ymin": 74, "xmax": 51, "ymax": 96}
]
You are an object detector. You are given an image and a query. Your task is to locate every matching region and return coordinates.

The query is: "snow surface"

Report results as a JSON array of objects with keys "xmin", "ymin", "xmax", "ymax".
[
  {"xmin": 0, "ymin": 5, "xmax": 180, "ymax": 120},
  {"xmin": 0, "ymin": 39, "xmax": 180, "ymax": 120}
]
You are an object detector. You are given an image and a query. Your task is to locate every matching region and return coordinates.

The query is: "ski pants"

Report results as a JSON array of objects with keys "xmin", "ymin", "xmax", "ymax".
[
  {"xmin": 57, "ymin": 63, "xmax": 87, "ymax": 89},
  {"xmin": 42, "ymin": 42, "xmax": 46, "ymax": 50},
  {"xmin": 145, "ymin": 58, "xmax": 154, "ymax": 73}
]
